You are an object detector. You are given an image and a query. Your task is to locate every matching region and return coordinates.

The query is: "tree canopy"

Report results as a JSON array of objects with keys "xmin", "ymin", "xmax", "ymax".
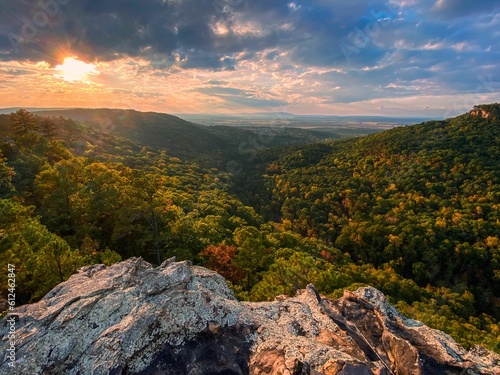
[{"xmin": 0, "ymin": 108, "xmax": 499, "ymax": 352}]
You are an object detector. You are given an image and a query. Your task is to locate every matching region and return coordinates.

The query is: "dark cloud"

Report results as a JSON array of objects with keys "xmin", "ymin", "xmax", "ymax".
[
  {"xmin": 176, "ymin": 49, "xmax": 235, "ymax": 70},
  {"xmin": 199, "ymin": 85, "xmax": 287, "ymax": 108},
  {"xmin": 207, "ymin": 79, "xmax": 229, "ymax": 85},
  {"xmin": 1, "ymin": 68, "xmax": 32, "ymax": 76},
  {"xmin": 431, "ymin": 0, "xmax": 500, "ymax": 19},
  {"xmin": 0, "ymin": 0, "xmax": 402, "ymax": 68},
  {"xmin": 0, "ymin": 0, "xmax": 285, "ymax": 70},
  {"xmin": 1, "ymin": 0, "xmax": 499, "ymax": 109},
  {"xmin": 0, "ymin": 0, "xmax": 234, "ymax": 64}
]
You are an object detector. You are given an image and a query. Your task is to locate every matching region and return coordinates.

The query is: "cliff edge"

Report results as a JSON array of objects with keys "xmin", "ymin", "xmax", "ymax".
[{"xmin": 1, "ymin": 258, "xmax": 499, "ymax": 375}]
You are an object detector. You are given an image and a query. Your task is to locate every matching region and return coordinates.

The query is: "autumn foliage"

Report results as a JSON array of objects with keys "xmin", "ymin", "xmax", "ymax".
[{"xmin": 199, "ymin": 244, "xmax": 245, "ymax": 283}]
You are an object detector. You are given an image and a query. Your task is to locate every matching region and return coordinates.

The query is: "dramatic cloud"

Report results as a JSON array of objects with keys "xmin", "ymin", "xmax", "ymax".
[{"xmin": 0, "ymin": 0, "xmax": 499, "ymax": 115}]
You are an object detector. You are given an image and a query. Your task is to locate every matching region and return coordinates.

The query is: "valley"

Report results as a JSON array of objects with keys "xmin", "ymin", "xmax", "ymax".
[{"xmin": 0, "ymin": 105, "xmax": 499, "ymax": 353}]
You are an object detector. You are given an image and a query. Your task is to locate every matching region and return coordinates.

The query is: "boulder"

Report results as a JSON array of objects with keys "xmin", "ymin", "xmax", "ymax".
[{"xmin": 1, "ymin": 258, "xmax": 498, "ymax": 374}]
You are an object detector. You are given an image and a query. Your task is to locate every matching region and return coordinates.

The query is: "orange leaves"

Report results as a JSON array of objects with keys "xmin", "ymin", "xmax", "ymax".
[{"xmin": 199, "ymin": 243, "xmax": 245, "ymax": 283}]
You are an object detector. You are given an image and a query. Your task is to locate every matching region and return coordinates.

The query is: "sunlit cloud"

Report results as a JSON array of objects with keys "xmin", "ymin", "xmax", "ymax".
[
  {"xmin": 55, "ymin": 58, "xmax": 100, "ymax": 83},
  {"xmin": 0, "ymin": 0, "xmax": 499, "ymax": 116}
]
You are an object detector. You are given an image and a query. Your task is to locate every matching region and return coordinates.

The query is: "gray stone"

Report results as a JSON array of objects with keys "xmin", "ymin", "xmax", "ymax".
[{"xmin": 0, "ymin": 258, "xmax": 498, "ymax": 375}]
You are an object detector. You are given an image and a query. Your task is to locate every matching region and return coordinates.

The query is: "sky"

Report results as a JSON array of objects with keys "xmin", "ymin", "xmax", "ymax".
[{"xmin": 0, "ymin": 0, "xmax": 499, "ymax": 117}]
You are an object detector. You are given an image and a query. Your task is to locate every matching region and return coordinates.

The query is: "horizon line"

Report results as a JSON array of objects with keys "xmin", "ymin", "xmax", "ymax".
[{"xmin": 0, "ymin": 106, "xmax": 446, "ymax": 120}]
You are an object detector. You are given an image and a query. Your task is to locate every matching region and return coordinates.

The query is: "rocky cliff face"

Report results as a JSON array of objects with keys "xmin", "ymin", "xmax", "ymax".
[
  {"xmin": 1, "ymin": 258, "xmax": 499, "ymax": 375},
  {"xmin": 470, "ymin": 108, "xmax": 491, "ymax": 118},
  {"xmin": 469, "ymin": 104, "xmax": 500, "ymax": 119}
]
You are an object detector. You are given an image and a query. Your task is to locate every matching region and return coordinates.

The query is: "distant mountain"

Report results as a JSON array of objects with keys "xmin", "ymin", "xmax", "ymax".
[
  {"xmin": 177, "ymin": 113, "xmax": 437, "ymax": 141},
  {"xmin": 31, "ymin": 108, "xmax": 340, "ymax": 167},
  {"xmin": 178, "ymin": 112, "xmax": 437, "ymax": 125},
  {"xmin": 176, "ymin": 111, "xmax": 297, "ymax": 120},
  {"xmin": 0, "ymin": 107, "xmax": 68, "ymax": 115},
  {"xmin": 293, "ymin": 114, "xmax": 437, "ymax": 123},
  {"xmin": 33, "ymin": 108, "xmax": 229, "ymax": 164}
]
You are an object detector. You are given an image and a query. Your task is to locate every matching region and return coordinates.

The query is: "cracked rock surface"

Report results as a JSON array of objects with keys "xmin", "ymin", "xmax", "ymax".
[{"xmin": 1, "ymin": 258, "xmax": 499, "ymax": 375}]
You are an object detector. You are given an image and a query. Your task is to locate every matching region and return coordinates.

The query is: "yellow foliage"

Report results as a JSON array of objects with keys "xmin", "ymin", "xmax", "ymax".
[
  {"xmin": 486, "ymin": 236, "xmax": 499, "ymax": 248},
  {"xmin": 435, "ymin": 218, "xmax": 447, "ymax": 228}
]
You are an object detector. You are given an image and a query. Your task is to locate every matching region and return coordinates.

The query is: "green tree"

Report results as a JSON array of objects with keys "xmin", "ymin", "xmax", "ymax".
[
  {"xmin": 0, "ymin": 150, "xmax": 15, "ymax": 197},
  {"xmin": 132, "ymin": 172, "xmax": 167, "ymax": 264},
  {"xmin": 34, "ymin": 158, "xmax": 85, "ymax": 237},
  {"xmin": 40, "ymin": 118, "xmax": 58, "ymax": 140},
  {"xmin": 34, "ymin": 238, "xmax": 87, "ymax": 294},
  {"xmin": 0, "ymin": 199, "xmax": 84, "ymax": 303},
  {"xmin": 251, "ymin": 252, "xmax": 327, "ymax": 301},
  {"xmin": 233, "ymin": 226, "xmax": 269, "ymax": 292},
  {"xmin": 78, "ymin": 236, "xmax": 121, "ymax": 266},
  {"xmin": 10, "ymin": 109, "xmax": 38, "ymax": 135}
]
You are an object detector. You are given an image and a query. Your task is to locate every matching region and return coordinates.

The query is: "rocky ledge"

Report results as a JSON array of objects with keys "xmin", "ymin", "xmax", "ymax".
[
  {"xmin": 470, "ymin": 108, "xmax": 491, "ymax": 118},
  {"xmin": 1, "ymin": 258, "xmax": 499, "ymax": 375}
]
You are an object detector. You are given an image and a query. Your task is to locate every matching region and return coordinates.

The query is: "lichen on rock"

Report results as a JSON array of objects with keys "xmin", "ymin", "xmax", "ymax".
[{"xmin": 1, "ymin": 258, "xmax": 498, "ymax": 375}]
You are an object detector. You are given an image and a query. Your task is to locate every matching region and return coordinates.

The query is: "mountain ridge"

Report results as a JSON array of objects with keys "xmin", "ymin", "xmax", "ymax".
[{"xmin": 23, "ymin": 108, "xmax": 342, "ymax": 167}]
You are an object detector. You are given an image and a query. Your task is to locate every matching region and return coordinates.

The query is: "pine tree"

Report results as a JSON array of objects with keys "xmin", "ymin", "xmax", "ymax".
[
  {"xmin": 0, "ymin": 150, "xmax": 15, "ymax": 196},
  {"xmin": 10, "ymin": 109, "xmax": 38, "ymax": 135},
  {"xmin": 40, "ymin": 119, "xmax": 58, "ymax": 139}
]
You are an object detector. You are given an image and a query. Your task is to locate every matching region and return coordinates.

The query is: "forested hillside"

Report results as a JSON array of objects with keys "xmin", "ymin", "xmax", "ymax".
[
  {"xmin": 236, "ymin": 106, "xmax": 500, "ymax": 301},
  {"xmin": 30, "ymin": 109, "xmax": 340, "ymax": 167},
  {"xmin": 0, "ymin": 106, "xmax": 499, "ymax": 352}
]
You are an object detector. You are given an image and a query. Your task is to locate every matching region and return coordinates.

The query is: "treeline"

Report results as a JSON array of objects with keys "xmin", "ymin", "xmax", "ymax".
[{"xmin": 0, "ymin": 109, "xmax": 498, "ymax": 352}]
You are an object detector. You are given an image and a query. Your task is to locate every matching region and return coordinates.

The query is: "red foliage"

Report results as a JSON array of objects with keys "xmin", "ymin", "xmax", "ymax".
[
  {"xmin": 320, "ymin": 250, "xmax": 335, "ymax": 263},
  {"xmin": 200, "ymin": 243, "xmax": 246, "ymax": 283}
]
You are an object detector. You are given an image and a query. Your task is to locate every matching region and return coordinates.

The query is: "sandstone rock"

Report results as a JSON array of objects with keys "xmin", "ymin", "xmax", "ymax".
[
  {"xmin": 469, "ymin": 106, "xmax": 492, "ymax": 119},
  {"xmin": 0, "ymin": 258, "xmax": 498, "ymax": 375}
]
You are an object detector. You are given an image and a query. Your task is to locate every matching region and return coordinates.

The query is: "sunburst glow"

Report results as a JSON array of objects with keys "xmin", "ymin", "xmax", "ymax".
[{"xmin": 55, "ymin": 57, "xmax": 99, "ymax": 83}]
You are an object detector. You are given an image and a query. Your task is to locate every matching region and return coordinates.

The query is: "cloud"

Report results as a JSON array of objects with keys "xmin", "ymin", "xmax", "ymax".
[
  {"xmin": 0, "ymin": 0, "xmax": 283, "ymax": 66},
  {"xmin": 0, "ymin": 0, "xmax": 499, "ymax": 115},
  {"xmin": 223, "ymin": 95, "xmax": 287, "ymax": 108},
  {"xmin": 432, "ymin": 0, "xmax": 500, "ymax": 19},
  {"xmin": 0, "ymin": 0, "xmax": 402, "ymax": 68},
  {"xmin": 198, "ymin": 84, "xmax": 287, "ymax": 108}
]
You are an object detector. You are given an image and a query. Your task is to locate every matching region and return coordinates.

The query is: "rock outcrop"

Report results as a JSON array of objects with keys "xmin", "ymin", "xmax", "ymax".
[
  {"xmin": 469, "ymin": 104, "xmax": 500, "ymax": 119},
  {"xmin": 1, "ymin": 258, "xmax": 499, "ymax": 375},
  {"xmin": 470, "ymin": 107, "xmax": 491, "ymax": 118}
]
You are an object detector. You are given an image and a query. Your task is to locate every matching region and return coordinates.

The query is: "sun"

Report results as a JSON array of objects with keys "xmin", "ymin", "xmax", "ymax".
[{"xmin": 55, "ymin": 57, "xmax": 99, "ymax": 83}]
